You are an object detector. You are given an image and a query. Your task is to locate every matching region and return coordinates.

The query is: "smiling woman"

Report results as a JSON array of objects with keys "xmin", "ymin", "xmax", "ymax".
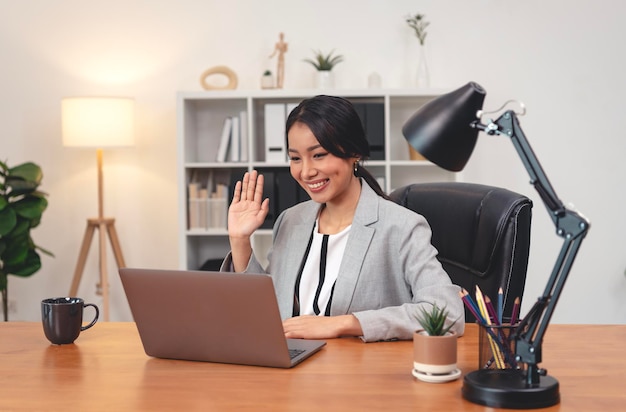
[{"xmin": 220, "ymin": 95, "xmax": 464, "ymax": 343}]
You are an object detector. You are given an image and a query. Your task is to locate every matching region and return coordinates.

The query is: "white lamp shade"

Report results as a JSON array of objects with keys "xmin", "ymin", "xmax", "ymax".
[{"xmin": 62, "ymin": 97, "xmax": 135, "ymax": 147}]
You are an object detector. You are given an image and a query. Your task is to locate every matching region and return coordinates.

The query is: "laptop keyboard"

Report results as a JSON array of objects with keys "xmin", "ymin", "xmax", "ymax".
[{"xmin": 289, "ymin": 348, "xmax": 306, "ymax": 359}]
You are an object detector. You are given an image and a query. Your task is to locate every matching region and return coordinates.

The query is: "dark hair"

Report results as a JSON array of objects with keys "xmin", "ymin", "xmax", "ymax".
[{"xmin": 285, "ymin": 95, "xmax": 388, "ymax": 198}]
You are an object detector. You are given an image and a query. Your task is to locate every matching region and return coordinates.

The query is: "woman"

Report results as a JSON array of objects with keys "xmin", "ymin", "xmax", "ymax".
[{"xmin": 223, "ymin": 95, "xmax": 463, "ymax": 342}]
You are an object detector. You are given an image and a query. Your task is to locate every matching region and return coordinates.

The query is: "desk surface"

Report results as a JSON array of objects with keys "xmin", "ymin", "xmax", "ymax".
[{"xmin": 1, "ymin": 322, "xmax": 624, "ymax": 411}]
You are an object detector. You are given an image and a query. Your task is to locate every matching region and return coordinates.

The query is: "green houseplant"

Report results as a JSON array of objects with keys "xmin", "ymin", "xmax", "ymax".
[
  {"xmin": 415, "ymin": 303, "xmax": 457, "ymax": 336},
  {"xmin": 303, "ymin": 49, "xmax": 344, "ymax": 71},
  {"xmin": 413, "ymin": 304, "xmax": 460, "ymax": 382},
  {"xmin": 304, "ymin": 49, "xmax": 344, "ymax": 89},
  {"xmin": 0, "ymin": 160, "xmax": 52, "ymax": 321}
]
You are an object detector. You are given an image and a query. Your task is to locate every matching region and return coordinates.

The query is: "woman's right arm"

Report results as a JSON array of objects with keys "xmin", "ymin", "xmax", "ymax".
[{"xmin": 227, "ymin": 170, "xmax": 270, "ymax": 272}]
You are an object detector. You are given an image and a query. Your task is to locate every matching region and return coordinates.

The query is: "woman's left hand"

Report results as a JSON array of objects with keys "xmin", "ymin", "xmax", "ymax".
[{"xmin": 283, "ymin": 314, "xmax": 363, "ymax": 339}]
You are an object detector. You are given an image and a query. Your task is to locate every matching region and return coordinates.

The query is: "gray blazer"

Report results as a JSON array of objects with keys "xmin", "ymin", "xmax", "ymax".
[{"xmin": 223, "ymin": 181, "xmax": 464, "ymax": 342}]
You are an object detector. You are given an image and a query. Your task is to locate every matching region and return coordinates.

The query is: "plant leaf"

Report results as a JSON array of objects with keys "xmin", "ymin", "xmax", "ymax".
[
  {"xmin": 13, "ymin": 195, "xmax": 47, "ymax": 220},
  {"xmin": 2, "ymin": 232, "xmax": 29, "ymax": 266},
  {"xmin": 8, "ymin": 162, "xmax": 43, "ymax": 184},
  {"xmin": 4, "ymin": 249, "xmax": 41, "ymax": 277},
  {"xmin": 0, "ymin": 207, "xmax": 17, "ymax": 236}
]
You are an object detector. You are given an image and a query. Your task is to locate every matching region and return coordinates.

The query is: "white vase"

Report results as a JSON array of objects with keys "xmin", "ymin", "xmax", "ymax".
[
  {"xmin": 315, "ymin": 70, "xmax": 334, "ymax": 89},
  {"xmin": 415, "ymin": 44, "xmax": 430, "ymax": 88}
]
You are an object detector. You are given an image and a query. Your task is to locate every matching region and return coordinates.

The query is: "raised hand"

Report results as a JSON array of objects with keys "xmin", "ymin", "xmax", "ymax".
[{"xmin": 228, "ymin": 170, "xmax": 270, "ymax": 239}]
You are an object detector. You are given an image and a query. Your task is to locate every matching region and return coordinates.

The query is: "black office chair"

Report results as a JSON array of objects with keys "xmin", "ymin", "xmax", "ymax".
[{"xmin": 389, "ymin": 182, "xmax": 533, "ymax": 322}]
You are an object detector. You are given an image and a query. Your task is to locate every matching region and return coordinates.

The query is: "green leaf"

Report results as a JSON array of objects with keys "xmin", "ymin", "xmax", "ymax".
[
  {"xmin": 13, "ymin": 195, "xmax": 47, "ymax": 220},
  {"xmin": 415, "ymin": 303, "xmax": 457, "ymax": 336},
  {"xmin": 303, "ymin": 49, "xmax": 344, "ymax": 71},
  {"xmin": 0, "ymin": 196, "xmax": 7, "ymax": 211},
  {"xmin": 8, "ymin": 162, "xmax": 43, "ymax": 184},
  {"xmin": 5, "ymin": 176, "xmax": 39, "ymax": 196},
  {"xmin": 2, "ymin": 233, "xmax": 29, "ymax": 266},
  {"xmin": 8, "ymin": 218, "xmax": 30, "ymax": 238},
  {"xmin": 4, "ymin": 249, "xmax": 41, "ymax": 277},
  {"xmin": 0, "ymin": 206, "xmax": 17, "ymax": 236},
  {"xmin": 4, "ymin": 162, "xmax": 42, "ymax": 197}
]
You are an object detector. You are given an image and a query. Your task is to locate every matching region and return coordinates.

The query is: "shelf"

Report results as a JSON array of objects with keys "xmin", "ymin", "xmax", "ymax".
[{"xmin": 177, "ymin": 89, "xmax": 456, "ymax": 270}]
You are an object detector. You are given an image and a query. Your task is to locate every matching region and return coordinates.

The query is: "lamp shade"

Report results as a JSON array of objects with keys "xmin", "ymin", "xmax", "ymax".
[
  {"xmin": 62, "ymin": 97, "xmax": 135, "ymax": 147},
  {"xmin": 402, "ymin": 82, "xmax": 486, "ymax": 171}
]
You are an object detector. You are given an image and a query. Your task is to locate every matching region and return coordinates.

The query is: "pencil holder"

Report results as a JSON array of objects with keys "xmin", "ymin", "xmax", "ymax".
[{"xmin": 478, "ymin": 322, "xmax": 520, "ymax": 370}]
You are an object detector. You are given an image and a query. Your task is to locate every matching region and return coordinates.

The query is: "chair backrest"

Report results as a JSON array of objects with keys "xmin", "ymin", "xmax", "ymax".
[{"xmin": 389, "ymin": 182, "xmax": 533, "ymax": 322}]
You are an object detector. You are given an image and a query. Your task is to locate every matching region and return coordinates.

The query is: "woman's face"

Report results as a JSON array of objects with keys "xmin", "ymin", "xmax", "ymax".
[{"xmin": 287, "ymin": 122, "xmax": 360, "ymax": 206}]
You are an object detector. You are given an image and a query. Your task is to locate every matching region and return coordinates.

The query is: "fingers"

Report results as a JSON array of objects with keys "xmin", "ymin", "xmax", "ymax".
[
  {"xmin": 232, "ymin": 180, "xmax": 242, "ymax": 202},
  {"xmin": 238, "ymin": 170, "xmax": 264, "ymax": 203},
  {"xmin": 240, "ymin": 171, "xmax": 250, "ymax": 201},
  {"xmin": 254, "ymin": 173, "xmax": 265, "ymax": 203}
]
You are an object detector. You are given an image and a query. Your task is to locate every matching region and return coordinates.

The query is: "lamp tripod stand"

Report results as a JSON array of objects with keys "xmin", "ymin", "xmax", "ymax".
[{"xmin": 68, "ymin": 149, "xmax": 126, "ymax": 321}]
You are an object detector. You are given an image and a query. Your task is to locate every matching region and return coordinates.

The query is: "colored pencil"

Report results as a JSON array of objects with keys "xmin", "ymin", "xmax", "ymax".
[
  {"xmin": 459, "ymin": 290, "xmax": 485, "ymax": 324},
  {"xmin": 510, "ymin": 296, "xmax": 521, "ymax": 325},
  {"xmin": 476, "ymin": 286, "xmax": 504, "ymax": 368},
  {"xmin": 460, "ymin": 288, "xmax": 482, "ymax": 321},
  {"xmin": 497, "ymin": 287, "xmax": 504, "ymax": 324},
  {"xmin": 484, "ymin": 296, "xmax": 500, "ymax": 326}
]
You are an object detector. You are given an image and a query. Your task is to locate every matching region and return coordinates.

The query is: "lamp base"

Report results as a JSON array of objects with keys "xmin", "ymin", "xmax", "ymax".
[{"xmin": 462, "ymin": 369, "xmax": 559, "ymax": 409}]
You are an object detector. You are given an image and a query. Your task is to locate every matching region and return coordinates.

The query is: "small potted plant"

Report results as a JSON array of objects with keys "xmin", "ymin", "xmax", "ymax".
[
  {"xmin": 412, "ymin": 304, "xmax": 460, "ymax": 382},
  {"xmin": 261, "ymin": 70, "xmax": 274, "ymax": 89},
  {"xmin": 303, "ymin": 49, "xmax": 344, "ymax": 89}
]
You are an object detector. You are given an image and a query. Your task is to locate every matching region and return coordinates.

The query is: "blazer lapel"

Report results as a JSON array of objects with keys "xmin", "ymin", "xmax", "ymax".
[{"xmin": 330, "ymin": 182, "xmax": 379, "ymax": 315}]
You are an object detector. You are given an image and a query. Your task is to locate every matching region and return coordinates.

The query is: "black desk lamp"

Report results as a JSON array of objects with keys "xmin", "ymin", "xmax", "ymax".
[{"xmin": 402, "ymin": 82, "xmax": 590, "ymax": 409}]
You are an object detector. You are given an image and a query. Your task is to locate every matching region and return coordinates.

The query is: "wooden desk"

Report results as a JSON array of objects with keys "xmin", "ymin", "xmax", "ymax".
[{"xmin": 1, "ymin": 323, "xmax": 624, "ymax": 411}]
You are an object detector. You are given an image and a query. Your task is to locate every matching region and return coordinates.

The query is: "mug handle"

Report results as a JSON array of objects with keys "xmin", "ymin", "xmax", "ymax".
[{"xmin": 81, "ymin": 303, "xmax": 100, "ymax": 331}]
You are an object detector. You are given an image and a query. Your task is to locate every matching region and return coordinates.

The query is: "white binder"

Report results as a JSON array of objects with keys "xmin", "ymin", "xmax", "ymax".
[{"xmin": 264, "ymin": 103, "xmax": 286, "ymax": 163}]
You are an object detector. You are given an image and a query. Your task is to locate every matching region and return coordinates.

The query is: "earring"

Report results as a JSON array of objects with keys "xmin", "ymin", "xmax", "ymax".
[{"xmin": 353, "ymin": 161, "xmax": 359, "ymax": 175}]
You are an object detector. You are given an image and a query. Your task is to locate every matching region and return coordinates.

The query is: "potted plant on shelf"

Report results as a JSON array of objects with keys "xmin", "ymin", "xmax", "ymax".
[
  {"xmin": 412, "ymin": 303, "xmax": 461, "ymax": 383},
  {"xmin": 303, "ymin": 49, "xmax": 344, "ymax": 89},
  {"xmin": 0, "ymin": 161, "xmax": 53, "ymax": 321},
  {"xmin": 261, "ymin": 70, "xmax": 274, "ymax": 89}
]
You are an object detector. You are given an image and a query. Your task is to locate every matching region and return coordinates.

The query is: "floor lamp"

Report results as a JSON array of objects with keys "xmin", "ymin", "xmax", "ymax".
[{"xmin": 62, "ymin": 97, "xmax": 135, "ymax": 321}]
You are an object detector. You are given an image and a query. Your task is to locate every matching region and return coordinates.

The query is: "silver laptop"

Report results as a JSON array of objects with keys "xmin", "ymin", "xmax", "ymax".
[{"xmin": 119, "ymin": 268, "xmax": 326, "ymax": 368}]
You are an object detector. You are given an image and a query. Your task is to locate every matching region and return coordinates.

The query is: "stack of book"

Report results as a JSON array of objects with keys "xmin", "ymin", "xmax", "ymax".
[
  {"xmin": 216, "ymin": 111, "xmax": 248, "ymax": 163},
  {"xmin": 188, "ymin": 181, "xmax": 229, "ymax": 231}
]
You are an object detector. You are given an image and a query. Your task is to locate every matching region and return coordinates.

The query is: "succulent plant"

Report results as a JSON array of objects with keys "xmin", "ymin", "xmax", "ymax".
[
  {"xmin": 415, "ymin": 303, "xmax": 458, "ymax": 336},
  {"xmin": 303, "ymin": 49, "xmax": 344, "ymax": 71}
]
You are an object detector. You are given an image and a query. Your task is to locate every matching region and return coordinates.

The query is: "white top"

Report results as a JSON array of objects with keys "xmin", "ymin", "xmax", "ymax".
[{"xmin": 297, "ymin": 220, "xmax": 351, "ymax": 316}]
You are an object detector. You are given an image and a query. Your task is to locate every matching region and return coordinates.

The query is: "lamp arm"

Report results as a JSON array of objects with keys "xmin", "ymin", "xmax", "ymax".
[{"xmin": 473, "ymin": 110, "xmax": 590, "ymax": 385}]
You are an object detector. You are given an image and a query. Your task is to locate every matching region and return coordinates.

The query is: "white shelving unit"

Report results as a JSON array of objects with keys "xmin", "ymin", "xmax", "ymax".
[{"xmin": 177, "ymin": 89, "xmax": 456, "ymax": 270}]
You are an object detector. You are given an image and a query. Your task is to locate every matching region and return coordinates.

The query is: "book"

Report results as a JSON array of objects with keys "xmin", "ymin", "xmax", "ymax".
[
  {"xmin": 188, "ymin": 182, "xmax": 200, "ymax": 229},
  {"xmin": 229, "ymin": 116, "xmax": 240, "ymax": 162},
  {"xmin": 215, "ymin": 117, "xmax": 233, "ymax": 162},
  {"xmin": 239, "ymin": 111, "xmax": 248, "ymax": 162},
  {"xmin": 198, "ymin": 188, "xmax": 209, "ymax": 229},
  {"xmin": 365, "ymin": 103, "xmax": 385, "ymax": 160}
]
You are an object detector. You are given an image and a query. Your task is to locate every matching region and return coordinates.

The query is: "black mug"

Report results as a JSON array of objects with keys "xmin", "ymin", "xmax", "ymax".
[{"xmin": 41, "ymin": 297, "xmax": 99, "ymax": 344}]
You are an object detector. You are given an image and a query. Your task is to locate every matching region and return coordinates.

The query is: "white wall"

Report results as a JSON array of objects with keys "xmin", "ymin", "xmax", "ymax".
[{"xmin": 2, "ymin": 0, "xmax": 625, "ymax": 324}]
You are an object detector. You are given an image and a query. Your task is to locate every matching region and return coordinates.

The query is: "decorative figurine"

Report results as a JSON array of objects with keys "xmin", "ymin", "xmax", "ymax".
[{"xmin": 269, "ymin": 32, "xmax": 288, "ymax": 89}]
